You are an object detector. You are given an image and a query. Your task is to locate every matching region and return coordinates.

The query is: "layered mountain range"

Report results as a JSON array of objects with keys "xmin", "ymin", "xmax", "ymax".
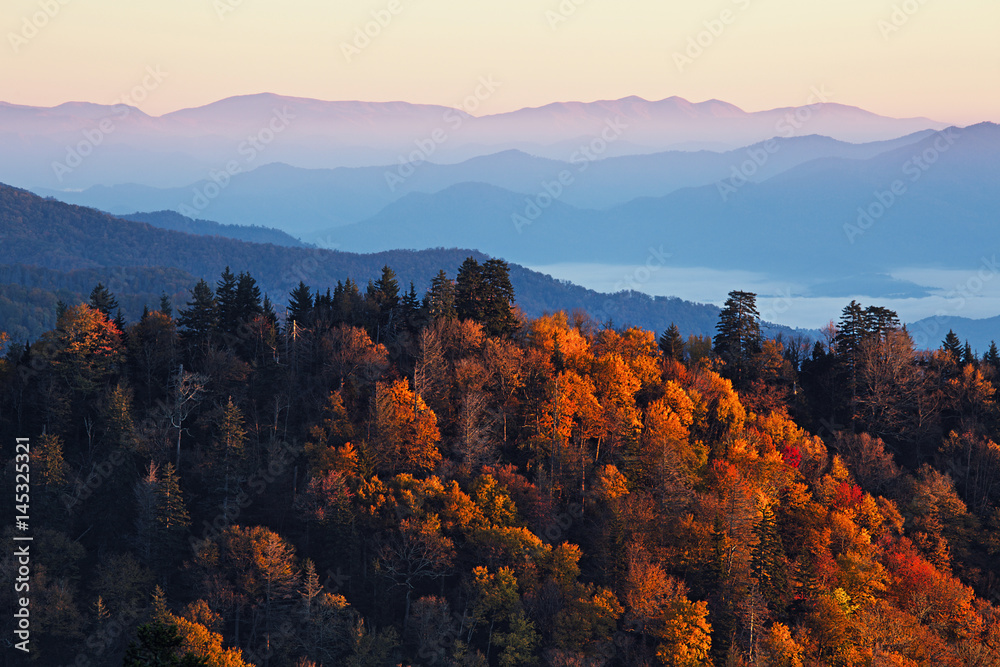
[{"xmin": 2, "ymin": 93, "xmax": 945, "ymax": 190}]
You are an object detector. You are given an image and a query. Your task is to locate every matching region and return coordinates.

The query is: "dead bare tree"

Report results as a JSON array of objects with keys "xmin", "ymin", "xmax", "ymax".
[{"xmin": 166, "ymin": 364, "xmax": 208, "ymax": 468}]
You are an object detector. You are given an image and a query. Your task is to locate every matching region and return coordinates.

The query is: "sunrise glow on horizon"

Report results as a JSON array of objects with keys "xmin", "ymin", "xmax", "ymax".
[{"xmin": 2, "ymin": 0, "xmax": 997, "ymax": 124}]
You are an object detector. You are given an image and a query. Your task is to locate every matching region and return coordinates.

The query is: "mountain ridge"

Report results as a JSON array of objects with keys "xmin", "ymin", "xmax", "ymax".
[{"xmin": 1, "ymin": 93, "xmax": 951, "ymax": 191}]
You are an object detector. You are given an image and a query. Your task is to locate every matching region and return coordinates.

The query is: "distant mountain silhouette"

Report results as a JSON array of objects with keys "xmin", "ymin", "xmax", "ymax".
[{"xmin": 1, "ymin": 93, "xmax": 946, "ymax": 190}]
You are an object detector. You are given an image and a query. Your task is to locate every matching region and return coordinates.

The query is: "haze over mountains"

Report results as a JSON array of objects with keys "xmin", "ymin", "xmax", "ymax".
[{"xmin": 2, "ymin": 93, "xmax": 945, "ymax": 191}]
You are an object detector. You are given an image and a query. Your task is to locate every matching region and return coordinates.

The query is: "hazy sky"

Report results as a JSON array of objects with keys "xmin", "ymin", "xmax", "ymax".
[{"xmin": 3, "ymin": 0, "xmax": 998, "ymax": 123}]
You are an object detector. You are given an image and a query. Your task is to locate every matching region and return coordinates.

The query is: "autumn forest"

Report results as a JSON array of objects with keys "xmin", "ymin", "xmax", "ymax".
[{"xmin": 3, "ymin": 257, "xmax": 1000, "ymax": 667}]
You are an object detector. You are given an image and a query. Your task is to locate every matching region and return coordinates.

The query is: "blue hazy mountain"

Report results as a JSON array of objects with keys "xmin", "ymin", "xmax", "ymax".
[
  {"xmin": 120, "ymin": 210, "xmax": 307, "ymax": 247},
  {"xmin": 32, "ymin": 131, "xmax": 933, "ymax": 236},
  {"xmin": 322, "ymin": 123, "xmax": 1000, "ymax": 279}
]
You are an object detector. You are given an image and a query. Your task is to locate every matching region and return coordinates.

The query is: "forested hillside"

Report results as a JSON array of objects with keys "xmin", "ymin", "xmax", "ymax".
[
  {"xmin": 120, "ymin": 211, "xmax": 308, "ymax": 248},
  {"xmin": 0, "ymin": 182, "xmax": 725, "ymax": 344},
  {"xmin": 2, "ymin": 260, "xmax": 999, "ymax": 666}
]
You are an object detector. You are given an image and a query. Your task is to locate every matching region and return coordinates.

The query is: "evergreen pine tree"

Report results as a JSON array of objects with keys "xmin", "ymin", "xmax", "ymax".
[
  {"xmin": 160, "ymin": 293, "xmax": 173, "ymax": 317},
  {"xmin": 177, "ymin": 280, "xmax": 218, "ymax": 352},
  {"xmin": 863, "ymin": 305, "xmax": 900, "ymax": 339},
  {"xmin": 89, "ymin": 282, "xmax": 119, "ymax": 319},
  {"xmin": 124, "ymin": 619, "xmax": 208, "ymax": 667},
  {"xmin": 942, "ymin": 330, "xmax": 963, "ymax": 362},
  {"xmin": 708, "ymin": 515, "xmax": 737, "ymax": 664},
  {"xmin": 372, "ymin": 265, "xmax": 400, "ymax": 312},
  {"xmin": 481, "ymin": 258, "xmax": 517, "ymax": 337},
  {"xmin": 714, "ymin": 290, "xmax": 762, "ymax": 388},
  {"xmin": 985, "ymin": 341, "xmax": 1000, "ymax": 369},
  {"xmin": 215, "ymin": 267, "xmax": 239, "ymax": 335},
  {"xmin": 235, "ymin": 272, "xmax": 263, "ymax": 323},
  {"xmin": 658, "ymin": 323, "xmax": 685, "ymax": 361},
  {"xmin": 262, "ymin": 294, "xmax": 277, "ymax": 329},
  {"xmin": 401, "ymin": 282, "xmax": 420, "ymax": 314},
  {"xmin": 455, "ymin": 257, "xmax": 484, "ymax": 321},
  {"xmin": 962, "ymin": 341, "xmax": 976, "ymax": 366},
  {"xmin": 317, "ymin": 286, "xmax": 335, "ymax": 325},
  {"xmin": 400, "ymin": 282, "xmax": 422, "ymax": 330},
  {"xmin": 425, "ymin": 270, "xmax": 456, "ymax": 320},
  {"xmin": 750, "ymin": 505, "xmax": 789, "ymax": 614},
  {"xmin": 158, "ymin": 462, "xmax": 190, "ymax": 538},
  {"xmin": 213, "ymin": 397, "xmax": 248, "ymax": 517},
  {"xmin": 135, "ymin": 462, "xmax": 191, "ymax": 569},
  {"xmin": 331, "ymin": 282, "xmax": 361, "ymax": 325},
  {"xmin": 834, "ymin": 300, "xmax": 867, "ymax": 420},
  {"xmin": 287, "ymin": 281, "xmax": 314, "ymax": 325}
]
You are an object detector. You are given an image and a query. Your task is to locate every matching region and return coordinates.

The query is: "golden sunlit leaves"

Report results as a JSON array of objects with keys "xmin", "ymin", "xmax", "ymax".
[
  {"xmin": 371, "ymin": 379, "xmax": 442, "ymax": 476},
  {"xmin": 529, "ymin": 312, "xmax": 593, "ymax": 373},
  {"xmin": 43, "ymin": 303, "xmax": 123, "ymax": 396}
]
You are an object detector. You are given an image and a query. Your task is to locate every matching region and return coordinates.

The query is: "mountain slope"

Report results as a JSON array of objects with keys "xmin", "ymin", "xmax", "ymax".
[
  {"xmin": 119, "ymin": 210, "xmax": 307, "ymax": 247},
  {"xmin": 0, "ymin": 182, "xmax": 725, "ymax": 342}
]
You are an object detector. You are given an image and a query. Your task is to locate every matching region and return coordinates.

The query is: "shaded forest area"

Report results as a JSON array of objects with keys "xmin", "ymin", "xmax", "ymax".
[{"xmin": 2, "ymin": 259, "xmax": 1000, "ymax": 666}]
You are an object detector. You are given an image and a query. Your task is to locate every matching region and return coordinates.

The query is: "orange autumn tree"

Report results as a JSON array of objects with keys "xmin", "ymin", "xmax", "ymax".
[
  {"xmin": 591, "ymin": 352, "xmax": 643, "ymax": 457},
  {"xmin": 624, "ymin": 543, "xmax": 712, "ymax": 666},
  {"xmin": 149, "ymin": 588, "xmax": 251, "ymax": 667},
  {"xmin": 371, "ymin": 379, "xmax": 442, "ymax": 475},
  {"xmin": 528, "ymin": 312, "xmax": 594, "ymax": 373},
  {"xmin": 43, "ymin": 303, "xmax": 123, "ymax": 397},
  {"xmin": 638, "ymin": 391, "xmax": 703, "ymax": 489},
  {"xmin": 533, "ymin": 369, "xmax": 603, "ymax": 494}
]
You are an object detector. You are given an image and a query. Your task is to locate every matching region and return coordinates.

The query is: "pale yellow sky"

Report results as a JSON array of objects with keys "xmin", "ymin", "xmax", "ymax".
[{"xmin": 2, "ymin": 0, "xmax": 998, "ymax": 123}]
